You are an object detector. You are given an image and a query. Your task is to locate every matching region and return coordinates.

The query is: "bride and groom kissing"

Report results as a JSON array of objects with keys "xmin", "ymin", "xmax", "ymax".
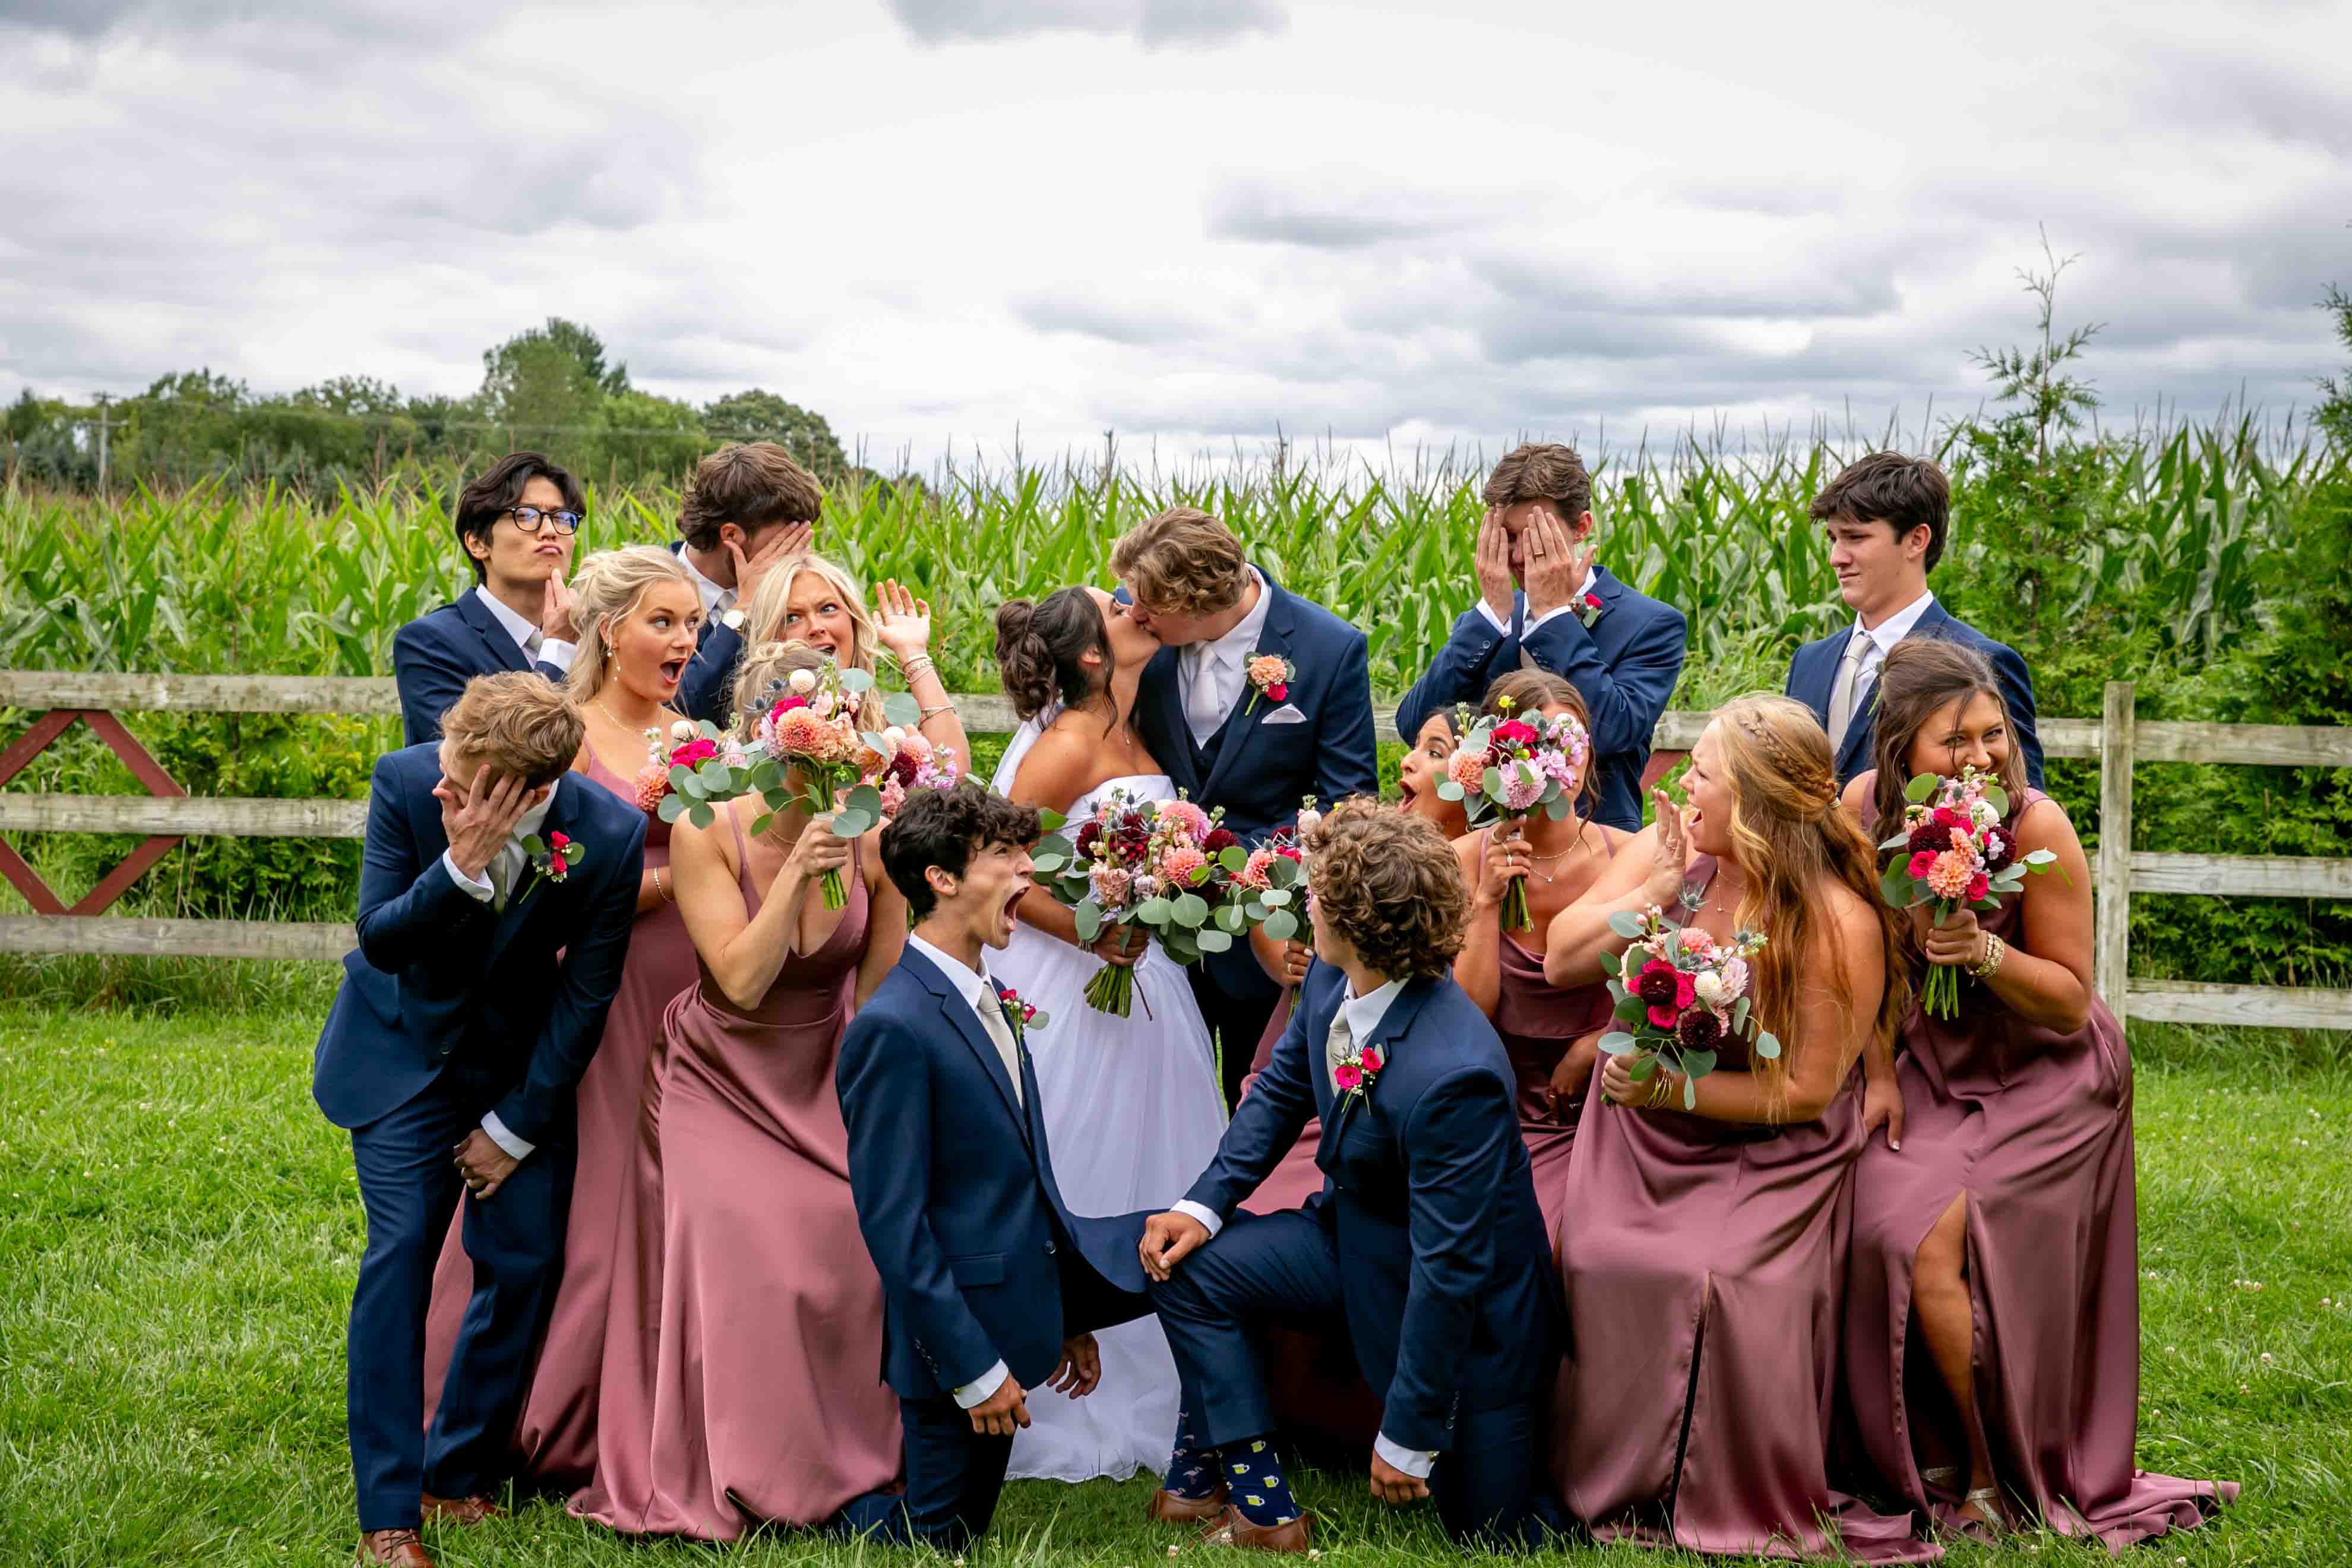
[{"xmin": 829, "ymin": 507, "xmax": 1562, "ymax": 1553}]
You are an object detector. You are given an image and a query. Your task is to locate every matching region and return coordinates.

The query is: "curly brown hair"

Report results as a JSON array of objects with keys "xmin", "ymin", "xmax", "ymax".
[
  {"xmin": 1304, "ymin": 796, "xmax": 1469, "ymax": 981},
  {"xmin": 1110, "ymin": 507, "xmax": 1249, "ymax": 617},
  {"xmin": 677, "ymin": 441, "xmax": 823, "ymax": 552}
]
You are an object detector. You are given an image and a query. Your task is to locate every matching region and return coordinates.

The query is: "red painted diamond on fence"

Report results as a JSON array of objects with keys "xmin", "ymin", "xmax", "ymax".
[{"xmin": 0, "ymin": 709, "xmax": 186, "ymax": 916}]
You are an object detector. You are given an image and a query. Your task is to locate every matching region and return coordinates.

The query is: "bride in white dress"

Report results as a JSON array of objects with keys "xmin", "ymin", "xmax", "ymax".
[{"xmin": 989, "ymin": 584, "xmax": 1229, "ymax": 1483}]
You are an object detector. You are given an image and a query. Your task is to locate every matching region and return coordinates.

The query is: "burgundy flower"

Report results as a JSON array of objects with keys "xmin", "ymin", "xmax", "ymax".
[
  {"xmin": 1677, "ymin": 1010, "xmax": 1723, "ymax": 1052},
  {"xmin": 1635, "ymin": 965, "xmax": 1681, "ymax": 1007},
  {"xmin": 1203, "ymin": 827, "xmax": 1240, "ymax": 855},
  {"xmin": 1076, "ymin": 821, "xmax": 1104, "ymax": 856},
  {"xmin": 1981, "ymin": 826, "xmax": 2015, "ymax": 872},
  {"xmin": 1906, "ymin": 821, "xmax": 1947, "ymax": 856},
  {"xmin": 887, "ymin": 750, "xmax": 921, "ymax": 786}
]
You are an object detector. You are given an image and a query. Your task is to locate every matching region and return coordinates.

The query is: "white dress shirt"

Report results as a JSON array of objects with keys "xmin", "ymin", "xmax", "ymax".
[
  {"xmin": 1474, "ymin": 566, "xmax": 1598, "ymax": 640},
  {"xmin": 473, "ymin": 582, "xmax": 575, "ymax": 673},
  {"xmin": 905, "ymin": 932, "xmax": 1026, "ymax": 1409},
  {"xmin": 1829, "ymin": 589, "xmax": 1937, "ymax": 744},
  {"xmin": 1180, "ymin": 567, "xmax": 1274, "ymax": 748},
  {"xmin": 439, "ymin": 777, "xmax": 561, "ymax": 1162},
  {"xmin": 1172, "ymin": 974, "xmax": 1436, "ymax": 1479}
]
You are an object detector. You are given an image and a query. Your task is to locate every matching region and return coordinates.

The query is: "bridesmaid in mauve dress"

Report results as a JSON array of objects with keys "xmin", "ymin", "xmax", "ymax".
[
  {"xmin": 573, "ymin": 641, "xmax": 909, "ymax": 1539},
  {"xmin": 418, "ymin": 547, "xmax": 706, "ymax": 1486},
  {"xmin": 1837, "ymin": 640, "xmax": 2233, "ymax": 1542},
  {"xmin": 1541, "ymin": 696, "xmax": 1934, "ymax": 1563},
  {"xmin": 1449, "ymin": 671, "xmax": 1624, "ymax": 1248}
]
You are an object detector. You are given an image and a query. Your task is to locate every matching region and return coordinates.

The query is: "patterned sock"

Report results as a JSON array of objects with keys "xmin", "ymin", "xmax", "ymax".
[
  {"xmin": 1218, "ymin": 1437, "xmax": 1300, "ymax": 1527},
  {"xmin": 1162, "ymin": 1408, "xmax": 1221, "ymax": 1501}
]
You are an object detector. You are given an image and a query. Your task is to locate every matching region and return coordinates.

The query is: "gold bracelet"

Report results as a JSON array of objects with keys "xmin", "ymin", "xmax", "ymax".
[
  {"xmin": 1970, "ymin": 931, "xmax": 2005, "ymax": 980},
  {"xmin": 919, "ymin": 701, "xmax": 956, "ymax": 720},
  {"xmin": 655, "ymin": 866, "xmax": 672, "ymax": 903},
  {"xmin": 899, "ymin": 654, "xmax": 937, "ymax": 683}
]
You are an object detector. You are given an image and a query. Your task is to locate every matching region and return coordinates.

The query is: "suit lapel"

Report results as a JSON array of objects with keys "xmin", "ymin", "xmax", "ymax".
[
  {"xmin": 1199, "ymin": 574, "xmax": 1296, "ymax": 806},
  {"xmin": 456, "ymin": 590, "xmax": 532, "ymax": 674},
  {"xmin": 476, "ymin": 774, "xmax": 580, "ymax": 975},
  {"xmin": 906, "ymin": 947, "xmax": 1031, "ymax": 1143},
  {"xmin": 1313, "ymin": 978, "xmax": 1432, "ymax": 1171}
]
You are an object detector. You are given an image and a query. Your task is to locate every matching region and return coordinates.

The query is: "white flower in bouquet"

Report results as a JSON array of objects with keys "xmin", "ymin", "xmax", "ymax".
[
  {"xmin": 787, "ymin": 668, "xmax": 818, "ymax": 694},
  {"xmin": 671, "ymin": 718, "xmax": 698, "ymax": 743},
  {"xmin": 1692, "ymin": 969, "xmax": 1727, "ymax": 1008}
]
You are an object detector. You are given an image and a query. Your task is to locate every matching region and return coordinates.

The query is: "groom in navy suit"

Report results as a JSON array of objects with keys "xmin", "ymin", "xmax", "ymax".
[
  {"xmin": 1114, "ymin": 507, "xmax": 1380, "ymax": 1105},
  {"xmin": 315, "ymin": 674, "xmax": 643, "ymax": 1568},
  {"xmin": 1785, "ymin": 451, "xmax": 2043, "ymax": 787},
  {"xmin": 835, "ymin": 786, "xmax": 1156, "ymax": 1552},
  {"xmin": 1139, "ymin": 799, "xmax": 1560, "ymax": 1551},
  {"xmin": 391, "ymin": 453, "xmax": 587, "ymax": 746},
  {"xmin": 1394, "ymin": 442, "xmax": 1686, "ymax": 833}
]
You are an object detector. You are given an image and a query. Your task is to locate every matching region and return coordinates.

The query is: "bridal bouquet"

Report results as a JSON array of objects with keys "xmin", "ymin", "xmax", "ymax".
[
  {"xmin": 1433, "ymin": 698, "xmax": 1592, "ymax": 931},
  {"xmin": 1877, "ymin": 764, "xmax": 2060, "ymax": 1016},
  {"xmin": 1029, "ymin": 789, "xmax": 1255, "ymax": 1016},
  {"xmin": 1597, "ymin": 905, "xmax": 1778, "ymax": 1109}
]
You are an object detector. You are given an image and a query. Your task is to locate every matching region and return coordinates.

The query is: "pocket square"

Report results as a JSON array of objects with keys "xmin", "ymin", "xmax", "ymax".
[{"xmin": 1260, "ymin": 704, "xmax": 1308, "ymax": 725}]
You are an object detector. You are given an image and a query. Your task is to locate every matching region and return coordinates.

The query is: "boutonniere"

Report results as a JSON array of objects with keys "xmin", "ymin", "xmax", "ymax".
[
  {"xmin": 514, "ymin": 830, "xmax": 584, "ymax": 906},
  {"xmin": 997, "ymin": 984, "xmax": 1047, "ymax": 1041},
  {"xmin": 1333, "ymin": 1041, "xmax": 1385, "ymax": 1105},
  {"xmin": 1244, "ymin": 653, "xmax": 1295, "ymax": 717},
  {"xmin": 1575, "ymin": 590, "xmax": 1606, "ymax": 630},
  {"xmin": 720, "ymin": 607, "xmax": 745, "ymax": 631}
]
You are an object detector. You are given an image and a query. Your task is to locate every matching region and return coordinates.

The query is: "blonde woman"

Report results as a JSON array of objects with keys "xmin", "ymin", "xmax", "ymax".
[
  {"xmin": 419, "ymin": 546, "xmax": 703, "ymax": 1486},
  {"xmin": 1538, "ymin": 695, "xmax": 1929, "ymax": 1562},
  {"xmin": 738, "ymin": 550, "xmax": 970, "ymax": 767}
]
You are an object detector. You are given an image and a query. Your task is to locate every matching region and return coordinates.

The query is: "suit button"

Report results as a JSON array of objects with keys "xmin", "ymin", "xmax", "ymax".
[{"xmin": 1044, "ymin": 1241, "xmax": 1057, "ymax": 1256}]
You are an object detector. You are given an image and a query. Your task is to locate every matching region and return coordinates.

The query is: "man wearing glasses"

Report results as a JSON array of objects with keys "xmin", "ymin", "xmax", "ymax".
[{"xmin": 393, "ymin": 453, "xmax": 588, "ymax": 745}]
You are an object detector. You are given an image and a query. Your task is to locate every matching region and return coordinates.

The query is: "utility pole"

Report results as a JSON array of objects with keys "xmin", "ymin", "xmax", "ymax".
[{"xmin": 90, "ymin": 392, "xmax": 119, "ymax": 493}]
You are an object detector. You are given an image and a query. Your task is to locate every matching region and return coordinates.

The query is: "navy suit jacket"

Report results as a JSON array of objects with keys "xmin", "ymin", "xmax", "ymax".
[
  {"xmin": 1785, "ymin": 600, "xmax": 2044, "ymax": 788},
  {"xmin": 1130, "ymin": 571, "xmax": 1380, "ymax": 1002},
  {"xmin": 1393, "ymin": 567, "xmax": 1686, "ymax": 833},
  {"xmin": 391, "ymin": 592, "xmax": 571, "ymax": 746},
  {"xmin": 669, "ymin": 541, "xmax": 743, "ymax": 727},
  {"xmin": 837, "ymin": 944, "xmax": 1142, "ymax": 1402},
  {"xmin": 311, "ymin": 744, "xmax": 646, "ymax": 1145},
  {"xmin": 1182, "ymin": 966, "xmax": 1556, "ymax": 1455}
]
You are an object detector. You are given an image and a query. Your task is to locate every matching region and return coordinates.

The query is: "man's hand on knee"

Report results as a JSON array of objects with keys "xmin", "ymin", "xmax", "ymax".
[
  {"xmin": 1140, "ymin": 1210, "xmax": 1210, "ymax": 1283},
  {"xmin": 968, "ymin": 1375, "xmax": 1030, "ymax": 1436}
]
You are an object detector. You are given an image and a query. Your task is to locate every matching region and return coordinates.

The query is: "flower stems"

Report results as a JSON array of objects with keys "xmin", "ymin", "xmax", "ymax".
[{"xmin": 1084, "ymin": 960, "xmax": 1135, "ymax": 1017}]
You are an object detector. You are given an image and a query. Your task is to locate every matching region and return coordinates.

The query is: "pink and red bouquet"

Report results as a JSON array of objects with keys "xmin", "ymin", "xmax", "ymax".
[
  {"xmin": 1433, "ymin": 697, "xmax": 1593, "ymax": 931},
  {"xmin": 1877, "ymin": 765, "xmax": 2060, "ymax": 1016},
  {"xmin": 1229, "ymin": 798, "xmax": 1317, "ymax": 946},
  {"xmin": 634, "ymin": 720, "xmax": 723, "ymax": 815},
  {"xmin": 1597, "ymin": 905, "xmax": 1776, "ymax": 1109},
  {"xmin": 864, "ymin": 727, "xmax": 964, "ymax": 820},
  {"xmin": 1030, "ymin": 787, "xmax": 1259, "ymax": 1016}
]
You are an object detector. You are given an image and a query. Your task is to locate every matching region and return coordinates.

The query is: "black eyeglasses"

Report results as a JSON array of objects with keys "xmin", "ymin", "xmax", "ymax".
[{"xmin": 504, "ymin": 505, "xmax": 583, "ymax": 536}]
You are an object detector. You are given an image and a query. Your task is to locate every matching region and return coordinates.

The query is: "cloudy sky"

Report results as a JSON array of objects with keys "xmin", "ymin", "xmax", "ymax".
[{"xmin": 4, "ymin": 0, "xmax": 2348, "ymax": 467}]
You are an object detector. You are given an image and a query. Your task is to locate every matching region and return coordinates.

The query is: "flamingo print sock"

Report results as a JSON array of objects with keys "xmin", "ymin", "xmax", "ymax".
[{"xmin": 1162, "ymin": 1409, "xmax": 1221, "ymax": 1500}]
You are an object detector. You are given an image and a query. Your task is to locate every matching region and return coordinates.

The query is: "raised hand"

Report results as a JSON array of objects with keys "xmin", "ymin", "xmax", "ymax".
[
  {"xmin": 872, "ymin": 578, "xmax": 934, "ymax": 663},
  {"xmin": 433, "ymin": 763, "xmax": 532, "ymax": 881},
  {"xmin": 1474, "ymin": 508, "xmax": 1516, "ymax": 619},
  {"xmin": 1477, "ymin": 821, "xmax": 1531, "ymax": 912},
  {"xmin": 1139, "ymin": 1209, "xmax": 1211, "ymax": 1282},
  {"xmin": 539, "ymin": 562, "xmax": 578, "ymax": 644},
  {"xmin": 1522, "ymin": 504, "xmax": 1594, "ymax": 619},
  {"xmin": 1642, "ymin": 786, "xmax": 1690, "ymax": 906},
  {"xmin": 728, "ymin": 520, "xmax": 816, "ymax": 607}
]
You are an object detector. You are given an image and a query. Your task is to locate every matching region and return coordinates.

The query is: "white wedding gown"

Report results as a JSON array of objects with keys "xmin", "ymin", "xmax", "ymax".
[{"xmin": 994, "ymin": 717, "xmax": 1230, "ymax": 1482}]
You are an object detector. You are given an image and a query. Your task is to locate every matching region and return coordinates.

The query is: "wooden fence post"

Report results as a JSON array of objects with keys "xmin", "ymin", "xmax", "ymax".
[{"xmin": 2095, "ymin": 679, "xmax": 2136, "ymax": 1019}]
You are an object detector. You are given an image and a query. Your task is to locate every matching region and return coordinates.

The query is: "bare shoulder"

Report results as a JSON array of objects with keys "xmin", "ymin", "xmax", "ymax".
[
  {"xmin": 2009, "ymin": 790, "xmax": 2079, "ymax": 853},
  {"xmin": 1812, "ymin": 877, "xmax": 1879, "ymax": 944},
  {"xmin": 1007, "ymin": 723, "xmax": 1101, "ymax": 811},
  {"xmin": 1839, "ymin": 770, "xmax": 1876, "ymax": 820}
]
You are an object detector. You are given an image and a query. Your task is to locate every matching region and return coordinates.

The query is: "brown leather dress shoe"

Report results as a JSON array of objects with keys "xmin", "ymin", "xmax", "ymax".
[
  {"xmin": 355, "ymin": 1528, "xmax": 435, "ymax": 1567},
  {"xmin": 1146, "ymin": 1482, "xmax": 1228, "ymax": 1523},
  {"xmin": 1199, "ymin": 1504, "xmax": 1313, "ymax": 1553},
  {"xmin": 420, "ymin": 1493, "xmax": 503, "ymax": 1526}
]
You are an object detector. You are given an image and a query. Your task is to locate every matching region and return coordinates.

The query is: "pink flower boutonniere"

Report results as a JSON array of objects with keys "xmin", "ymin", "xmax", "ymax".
[
  {"xmin": 998, "ymin": 984, "xmax": 1048, "ymax": 1040},
  {"xmin": 514, "ymin": 830, "xmax": 586, "ymax": 907},
  {"xmin": 1244, "ymin": 653, "xmax": 1295, "ymax": 716},
  {"xmin": 1575, "ymin": 590, "xmax": 1605, "ymax": 630},
  {"xmin": 1333, "ymin": 1042, "xmax": 1385, "ymax": 1104}
]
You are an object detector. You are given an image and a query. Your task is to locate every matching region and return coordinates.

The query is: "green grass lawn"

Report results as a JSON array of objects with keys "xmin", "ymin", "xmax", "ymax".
[{"xmin": 0, "ymin": 997, "xmax": 2342, "ymax": 1567}]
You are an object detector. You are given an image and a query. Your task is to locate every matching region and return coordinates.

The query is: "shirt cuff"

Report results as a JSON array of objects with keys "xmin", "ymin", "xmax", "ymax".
[
  {"xmin": 1474, "ymin": 599, "xmax": 1512, "ymax": 636},
  {"xmin": 441, "ymin": 849, "xmax": 495, "ymax": 902},
  {"xmin": 1522, "ymin": 602, "xmax": 1577, "ymax": 635},
  {"xmin": 479, "ymin": 1111, "xmax": 535, "ymax": 1161},
  {"xmin": 953, "ymin": 1360, "xmax": 1010, "ymax": 1409},
  {"xmin": 1374, "ymin": 1431, "xmax": 1437, "ymax": 1479},
  {"xmin": 537, "ymin": 638, "xmax": 577, "ymax": 672},
  {"xmin": 1171, "ymin": 1199, "xmax": 1225, "ymax": 1240}
]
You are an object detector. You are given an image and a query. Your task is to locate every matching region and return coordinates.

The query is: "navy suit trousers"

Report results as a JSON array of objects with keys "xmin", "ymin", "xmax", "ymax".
[
  {"xmin": 1151, "ymin": 1207, "xmax": 1558, "ymax": 1548},
  {"xmin": 345, "ymin": 1059, "xmax": 573, "ymax": 1531}
]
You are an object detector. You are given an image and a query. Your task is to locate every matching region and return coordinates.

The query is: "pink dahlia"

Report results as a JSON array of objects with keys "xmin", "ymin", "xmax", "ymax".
[
  {"xmin": 1159, "ymin": 844, "xmax": 1207, "ymax": 886},
  {"xmin": 1926, "ymin": 848, "xmax": 1976, "ymax": 900},
  {"xmin": 1447, "ymin": 747, "xmax": 1487, "ymax": 794},
  {"xmin": 1090, "ymin": 866, "xmax": 1133, "ymax": 908},
  {"xmin": 1159, "ymin": 799, "xmax": 1210, "ymax": 840},
  {"xmin": 633, "ymin": 763, "xmax": 671, "ymax": 813}
]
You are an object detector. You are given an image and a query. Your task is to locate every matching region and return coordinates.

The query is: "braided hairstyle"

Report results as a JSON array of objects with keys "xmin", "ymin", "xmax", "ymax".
[{"xmin": 1706, "ymin": 694, "xmax": 1907, "ymax": 1102}]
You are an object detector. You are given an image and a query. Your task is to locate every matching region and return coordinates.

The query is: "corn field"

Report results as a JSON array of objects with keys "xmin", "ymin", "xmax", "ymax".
[{"xmin": 0, "ymin": 425, "xmax": 2338, "ymax": 700}]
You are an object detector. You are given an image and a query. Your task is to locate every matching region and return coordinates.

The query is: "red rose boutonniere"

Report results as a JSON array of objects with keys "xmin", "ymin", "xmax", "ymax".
[
  {"xmin": 1244, "ymin": 653, "xmax": 1295, "ymax": 717},
  {"xmin": 1575, "ymin": 590, "xmax": 1605, "ymax": 630},
  {"xmin": 1333, "ymin": 1042, "xmax": 1385, "ymax": 1105},
  {"xmin": 998, "ymin": 984, "xmax": 1048, "ymax": 1040},
  {"xmin": 514, "ymin": 830, "xmax": 586, "ymax": 907}
]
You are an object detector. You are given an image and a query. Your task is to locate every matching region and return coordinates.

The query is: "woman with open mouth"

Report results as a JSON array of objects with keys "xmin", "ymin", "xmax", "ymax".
[
  {"xmin": 416, "ymin": 545, "xmax": 707, "ymax": 1487},
  {"xmin": 737, "ymin": 551, "xmax": 970, "ymax": 766}
]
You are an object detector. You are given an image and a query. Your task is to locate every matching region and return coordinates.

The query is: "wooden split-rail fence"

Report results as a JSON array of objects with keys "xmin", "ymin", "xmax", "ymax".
[{"xmin": 1, "ymin": 671, "xmax": 2347, "ymax": 1032}]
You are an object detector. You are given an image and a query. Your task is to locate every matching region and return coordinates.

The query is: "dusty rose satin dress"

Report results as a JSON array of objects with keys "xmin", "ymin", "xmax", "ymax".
[
  {"xmin": 1840, "ymin": 790, "xmax": 2234, "ymax": 1542},
  {"xmin": 1491, "ymin": 929, "xmax": 1612, "ymax": 1253},
  {"xmin": 1553, "ymin": 856, "xmax": 1936, "ymax": 1563},
  {"xmin": 570, "ymin": 814, "xmax": 899, "ymax": 1537},
  {"xmin": 419, "ymin": 751, "xmax": 695, "ymax": 1485}
]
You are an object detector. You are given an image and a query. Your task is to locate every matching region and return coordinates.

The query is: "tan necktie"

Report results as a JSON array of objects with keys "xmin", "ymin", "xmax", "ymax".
[
  {"xmin": 1326, "ymin": 1007, "xmax": 1354, "ymax": 1095},
  {"xmin": 523, "ymin": 628, "xmax": 545, "ymax": 662},
  {"xmin": 1184, "ymin": 647, "xmax": 1230, "ymax": 748},
  {"xmin": 488, "ymin": 834, "xmax": 527, "ymax": 911},
  {"xmin": 1825, "ymin": 636, "xmax": 1869, "ymax": 751},
  {"xmin": 978, "ymin": 993, "xmax": 1025, "ymax": 1107}
]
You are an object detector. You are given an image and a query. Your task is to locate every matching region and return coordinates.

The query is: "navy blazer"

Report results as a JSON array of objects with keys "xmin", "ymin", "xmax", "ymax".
[
  {"xmin": 669, "ymin": 541, "xmax": 744, "ymax": 727},
  {"xmin": 1393, "ymin": 567, "xmax": 1686, "ymax": 833},
  {"xmin": 1129, "ymin": 571, "xmax": 1380, "ymax": 1000},
  {"xmin": 311, "ymin": 744, "xmax": 646, "ymax": 1145},
  {"xmin": 1182, "ymin": 966, "xmax": 1556, "ymax": 1455},
  {"xmin": 837, "ymin": 945, "xmax": 1142, "ymax": 1402},
  {"xmin": 391, "ymin": 591, "xmax": 572, "ymax": 746},
  {"xmin": 1785, "ymin": 599, "xmax": 2044, "ymax": 788}
]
